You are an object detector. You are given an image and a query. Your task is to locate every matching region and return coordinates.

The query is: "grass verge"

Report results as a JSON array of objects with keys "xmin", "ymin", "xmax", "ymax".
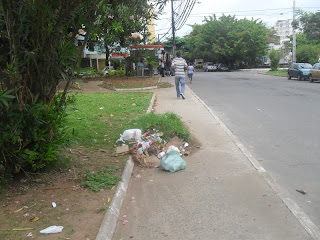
[{"xmin": 265, "ymin": 70, "xmax": 287, "ymax": 76}]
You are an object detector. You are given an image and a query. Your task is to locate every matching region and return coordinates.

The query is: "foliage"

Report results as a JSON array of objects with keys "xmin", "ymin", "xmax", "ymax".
[
  {"xmin": 296, "ymin": 44, "xmax": 320, "ymax": 64},
  {"xmin": 298, "ymin": 11, "xmax": 320, "ymax": 44},
  {"xmin": 163, "ymin": 36, "xmax": 193, "ymax": 62},
  {"xmin": 188, "ymin": 15, "xmax": 270, "ymax": 69},
  {"xmin": 82, "ymin": 167, "xmax": 121, "ymax": 191},
  {"xmin": 269, "ymin": 50, "xmax": 281, "ymax": 71},
  {"xmin": 0, "ymin": 94, "xmax": 70, "ymax": 175},
  {"xmin": 0, "ymin": 0, "xmax": 168, "ymax": 177},
  {"xmin": 130, "ymin": 112, "xmax": 190, "ymax": 141},
  {"xmin": 109, "ymin": 69, "xmax": 126, "ymax": 77}
]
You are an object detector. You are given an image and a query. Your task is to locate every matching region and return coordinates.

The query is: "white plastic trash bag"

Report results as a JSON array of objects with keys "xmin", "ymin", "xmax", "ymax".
[
  {"xmin": 160, "ymin": 150, "xmax": 186, "ymax": 173},
  {"xmin": 166, "ymin": 145, "xmax": 180, "ymax": 154},
  {"xmin": 117, "ymin": 129, "xmax": 142, "ymax": 143},
  {"xmin": 40, "ymin": 225, "xmax": 64, "ymax": 234}
]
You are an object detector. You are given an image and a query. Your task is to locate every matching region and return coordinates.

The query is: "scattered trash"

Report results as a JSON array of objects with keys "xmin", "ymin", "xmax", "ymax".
[
  {"xmin": 117, "ymin": 129, "xmax": 142, "ymax": 143},
  {"xmin": 24, "ymin": 213, "xmax": 30, "ymax": 217},
  {"xmin": 166, "ymin": 145, "xmax": 180, "ymax": 154},
  {"xmin": 99, "ymin": 107, "xmax": 104, "ymax": 110},
  {"xmin": 66, "ymin": 208, "xmax": 70, "ymax": 211},
  {"xmin": 40, "ymin": 225, "xmax": 64, "ymax": 234},
  {"xmin": 52, "ymin": 202, "xmax": 57, "ymax": 208},
  {"xmin": 160, "ymin": 147, "xmax": 186, "ymax": 173},
  {"xmin": 107, "ymin": 197, "xmax": 111, "ymax": 203},
  {"xmin": 27, "ymin": 232, "xmax": 33, "ymax": 238},
  {"xmin": 123, "ymin": 215, "xmax": 127, "ymax": 218},
  {"xmin": 296, "ymin": 189, "xmax": 307, "ymax": 194},
  {"xmin": 157, "ymin": 152, "xmax": 165, "ymax": 159},
  {"xmin": 123, "ymin": 220, "xmax": 128, "ymax": 225},
  {"xmin": 135, "ymin": 174, "xmax": 141, "ymax": 178}
]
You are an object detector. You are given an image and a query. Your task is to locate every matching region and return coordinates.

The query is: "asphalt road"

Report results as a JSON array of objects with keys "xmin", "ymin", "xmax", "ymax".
[{"xmin": 189, "ymin": 70, "xmax": 320, "ymax": 228}]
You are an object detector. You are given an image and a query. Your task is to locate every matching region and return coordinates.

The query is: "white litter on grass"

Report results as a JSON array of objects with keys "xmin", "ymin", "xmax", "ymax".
[
  {"xmin": 40, "ymin": 225, "xmax": 64, "ymax": 234},
  {"xmin": 52, "ymin": 202, "xmax": 57, "ymax": 208},
  {"xmin": 99, "ymin": 107, "xmax": 104, "ymax": 110}
]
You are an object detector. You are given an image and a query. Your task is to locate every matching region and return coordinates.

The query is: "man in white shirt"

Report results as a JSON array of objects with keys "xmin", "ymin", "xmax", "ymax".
[{"xmin": 171, "ymin": 52, "xmax": 187, "ymax": 99}]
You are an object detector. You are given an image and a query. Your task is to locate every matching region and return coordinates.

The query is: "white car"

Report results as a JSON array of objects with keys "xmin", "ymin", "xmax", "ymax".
[
  {"xmin": 103, "ymin": 66, "xmax": 115, "ymax": 75},
  {"xmin": 203, "ymin": 62, "xmax": 216, "ymax": 72}
]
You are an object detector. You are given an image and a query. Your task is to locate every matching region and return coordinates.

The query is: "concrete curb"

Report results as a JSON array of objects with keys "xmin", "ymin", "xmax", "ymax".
[
  {"xmin": 95, "ymin": 92, "xmax": 157, "ymax": 240},
  {"xmin": 95, "ymin": 158, "xmax": 134, "ymax": 240}
]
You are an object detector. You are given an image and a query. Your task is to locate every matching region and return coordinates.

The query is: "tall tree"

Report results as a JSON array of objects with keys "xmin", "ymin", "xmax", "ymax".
[
  {"xmin": 0, "ymin": 0, "xmax": 167, "ymax": 175},
  {"xmin": 298, "ymin": 11, "xmax": 320, "ymax": 44},
  {"xmin": 189, "ymin": 15, "xmax": 270, "ymax": 69}
]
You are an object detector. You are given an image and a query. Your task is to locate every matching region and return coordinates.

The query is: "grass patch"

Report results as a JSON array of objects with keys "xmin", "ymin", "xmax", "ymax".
[
  {"xmin": 265, "ymin": 70, "xmax": 287, "ymax": 76},
  {"xmin": 129, "ymin": 112, "xmax": 190, "ymax": 141},
  {"xmin": 65, "ymin": 92, "xmax": 153, "ymax": 150},
  {"xmin": 82, "ymin": 167, "xmax": 121, "ymax": 191}
]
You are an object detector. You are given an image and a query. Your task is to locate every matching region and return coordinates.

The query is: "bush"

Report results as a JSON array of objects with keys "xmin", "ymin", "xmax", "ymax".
[
  {"xmin": 297, "ymin": 44, "xmax": 320, "ymax": 64},
  {"xmin": 269, "ymin": 50, "xmax": 281, "ymax": 71},
  {"xmin": 0, "ymin": 92, "xmax": 70, "ymax": 175}
]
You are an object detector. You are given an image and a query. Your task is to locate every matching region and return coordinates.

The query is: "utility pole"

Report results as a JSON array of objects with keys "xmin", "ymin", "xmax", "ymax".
[
  {"xmin": 292, "ymin": 0, "xmax": 296, "ymax": 63},
  {"xmin": 171, "ymin": 0, "xmax": 176, "ymax": 57}
]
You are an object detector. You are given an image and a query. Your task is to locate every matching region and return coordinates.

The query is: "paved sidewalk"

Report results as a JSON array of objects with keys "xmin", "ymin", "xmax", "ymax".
[{"xmin": 110, "ymin": 77, "xmax": 314, "ymax": 240}]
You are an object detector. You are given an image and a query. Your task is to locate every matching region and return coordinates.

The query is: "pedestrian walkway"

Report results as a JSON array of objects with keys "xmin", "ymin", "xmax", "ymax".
[{"xmin": 110, "ymin": 77, "xmax": 314, "ymax": 240}]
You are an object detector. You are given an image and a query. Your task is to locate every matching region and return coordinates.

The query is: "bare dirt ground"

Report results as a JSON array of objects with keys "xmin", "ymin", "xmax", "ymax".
[{"xmin": 0, "ymin": 77, "xmax": 200, "ymax": 240}]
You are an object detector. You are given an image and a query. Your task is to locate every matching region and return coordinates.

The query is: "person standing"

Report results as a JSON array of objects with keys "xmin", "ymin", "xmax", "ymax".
[
  {"xmin": 187, "ymin": 63, "xmax": 195, "ymax": 84},
  {"xmin": 159, "ymin": 60, "xmax": 165, "ymax": 77},
  {"xmin": 171, "ymin": 52, "xmax": 187, "ymax": 99},
  {"xmin": 166, "ymin": 59, "xmax": 172, "ymax": 76}
]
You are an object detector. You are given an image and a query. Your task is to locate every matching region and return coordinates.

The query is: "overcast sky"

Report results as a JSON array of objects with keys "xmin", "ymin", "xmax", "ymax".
[{"xmin": 155, "ymin": 0, "xmax": 320, "ymax": 40}]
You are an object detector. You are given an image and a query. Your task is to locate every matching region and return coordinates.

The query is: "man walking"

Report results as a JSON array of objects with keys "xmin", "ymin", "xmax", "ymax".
[{"xmin": 171, "ymin": 52, "xmax": 187, "ymax": 99}]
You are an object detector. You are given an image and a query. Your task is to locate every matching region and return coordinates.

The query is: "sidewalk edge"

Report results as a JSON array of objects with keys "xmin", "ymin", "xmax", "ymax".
[{"xmin": 95, "ymin": 92, "xmax": 156, "ymax": 240}]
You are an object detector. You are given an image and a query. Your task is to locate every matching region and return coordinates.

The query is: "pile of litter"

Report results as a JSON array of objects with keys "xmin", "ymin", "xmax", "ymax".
[{"xmin": 116, "ymin": 129, "xmax": 189, "ymax": 173}]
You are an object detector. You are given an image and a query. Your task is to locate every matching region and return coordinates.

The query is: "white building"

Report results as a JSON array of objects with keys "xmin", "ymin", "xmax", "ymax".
[{"xmin": 273, "ymin": 19, "xmax": 293, "ymax": 44}]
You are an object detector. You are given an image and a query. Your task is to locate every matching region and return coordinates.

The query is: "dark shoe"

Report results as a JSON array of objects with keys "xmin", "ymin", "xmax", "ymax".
[{"xmin": 180, "ymin": 93, "xmax": 185, "ymax": 99}]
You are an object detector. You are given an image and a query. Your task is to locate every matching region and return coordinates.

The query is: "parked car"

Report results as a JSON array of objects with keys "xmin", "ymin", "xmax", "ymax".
[
  {"xmin": 309, "ymin": 63, "xmax": 320, "ymax": 82},
  {"xmin": 103, "ymin": 66, "xmax": 115, "ymax": 75},
  {"xmin": 287, "ymin": 63, "xmax": 312, "ymax": 80},
  {"xmin": 203, "ymin": 62, "xmax": 216, "ymax": 72},
  {"xmin": 216, "ymin": 63, "xmax": 229, "ymax": 71}
]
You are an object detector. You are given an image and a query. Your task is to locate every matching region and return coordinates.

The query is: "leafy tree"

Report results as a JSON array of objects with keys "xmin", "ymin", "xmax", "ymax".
[
  {"xmin": 296, "ymin": 44, "xmax": 320, "ymax": 64},
  {"xmin": 162, "ymin": 36, "xmax": 192, "ymax": 62},
  {"xmin": 269, "ymin": 49, "xmax": 281, "ymax": 71},
  {"xmin": 0, "ymin": 0, "xmax": 167, "ymax": 175},
  {"xmin": 188, "ymin": 15, "xmax": 270, "ymax": 69},
  {"xmin": 298, "ymin": 11, "xmax": 320, "ymax": 44}
]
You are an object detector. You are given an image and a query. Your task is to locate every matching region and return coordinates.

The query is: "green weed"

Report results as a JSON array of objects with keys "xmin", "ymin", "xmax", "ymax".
[
  {"xmin": 82, "ymin": 167, "xmax": 121, "ymax": 192},
  {"xmin": 130, "ymin": 112, "xmax": 190, "ymax": 141}
]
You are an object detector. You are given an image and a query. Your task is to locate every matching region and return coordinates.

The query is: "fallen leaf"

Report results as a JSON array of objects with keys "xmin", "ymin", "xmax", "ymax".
[
  {"xmin": 107, "ymin": 197, "xmax": 111, "ymax": 203},
  {"xmin": 29, "ymin": 217, "xmax": 39, "ymax": 222},
  {"xmin": 132, "ymin": 103, "xmax": 136, "ymax": 106}
]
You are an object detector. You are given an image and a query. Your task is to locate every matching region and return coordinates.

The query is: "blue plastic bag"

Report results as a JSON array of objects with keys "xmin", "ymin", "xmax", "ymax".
[{"xmin": 160, "ymin": 151, "xmax": 186, "ymax": 173}]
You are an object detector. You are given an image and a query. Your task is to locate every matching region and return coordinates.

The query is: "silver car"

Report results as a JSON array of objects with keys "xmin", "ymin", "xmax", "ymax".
[
  {"xmin": 203, "ymin": 62, "xmax": 216, "ymax": 72},
  {"xmin": 309, "ymin": 63, "xmax": 320, "ymax": 82}
]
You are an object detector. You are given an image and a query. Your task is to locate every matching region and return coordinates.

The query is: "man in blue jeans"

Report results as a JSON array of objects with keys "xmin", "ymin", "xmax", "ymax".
[{"xmin": 171, "ymin": 52, "xmax": 187, "ymax": 99}]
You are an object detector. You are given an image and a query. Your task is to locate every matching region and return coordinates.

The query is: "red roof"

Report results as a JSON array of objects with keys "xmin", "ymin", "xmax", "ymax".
[{"xmin": 111, "ymin": 53, "xmax": 130, "ymax": 58}]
